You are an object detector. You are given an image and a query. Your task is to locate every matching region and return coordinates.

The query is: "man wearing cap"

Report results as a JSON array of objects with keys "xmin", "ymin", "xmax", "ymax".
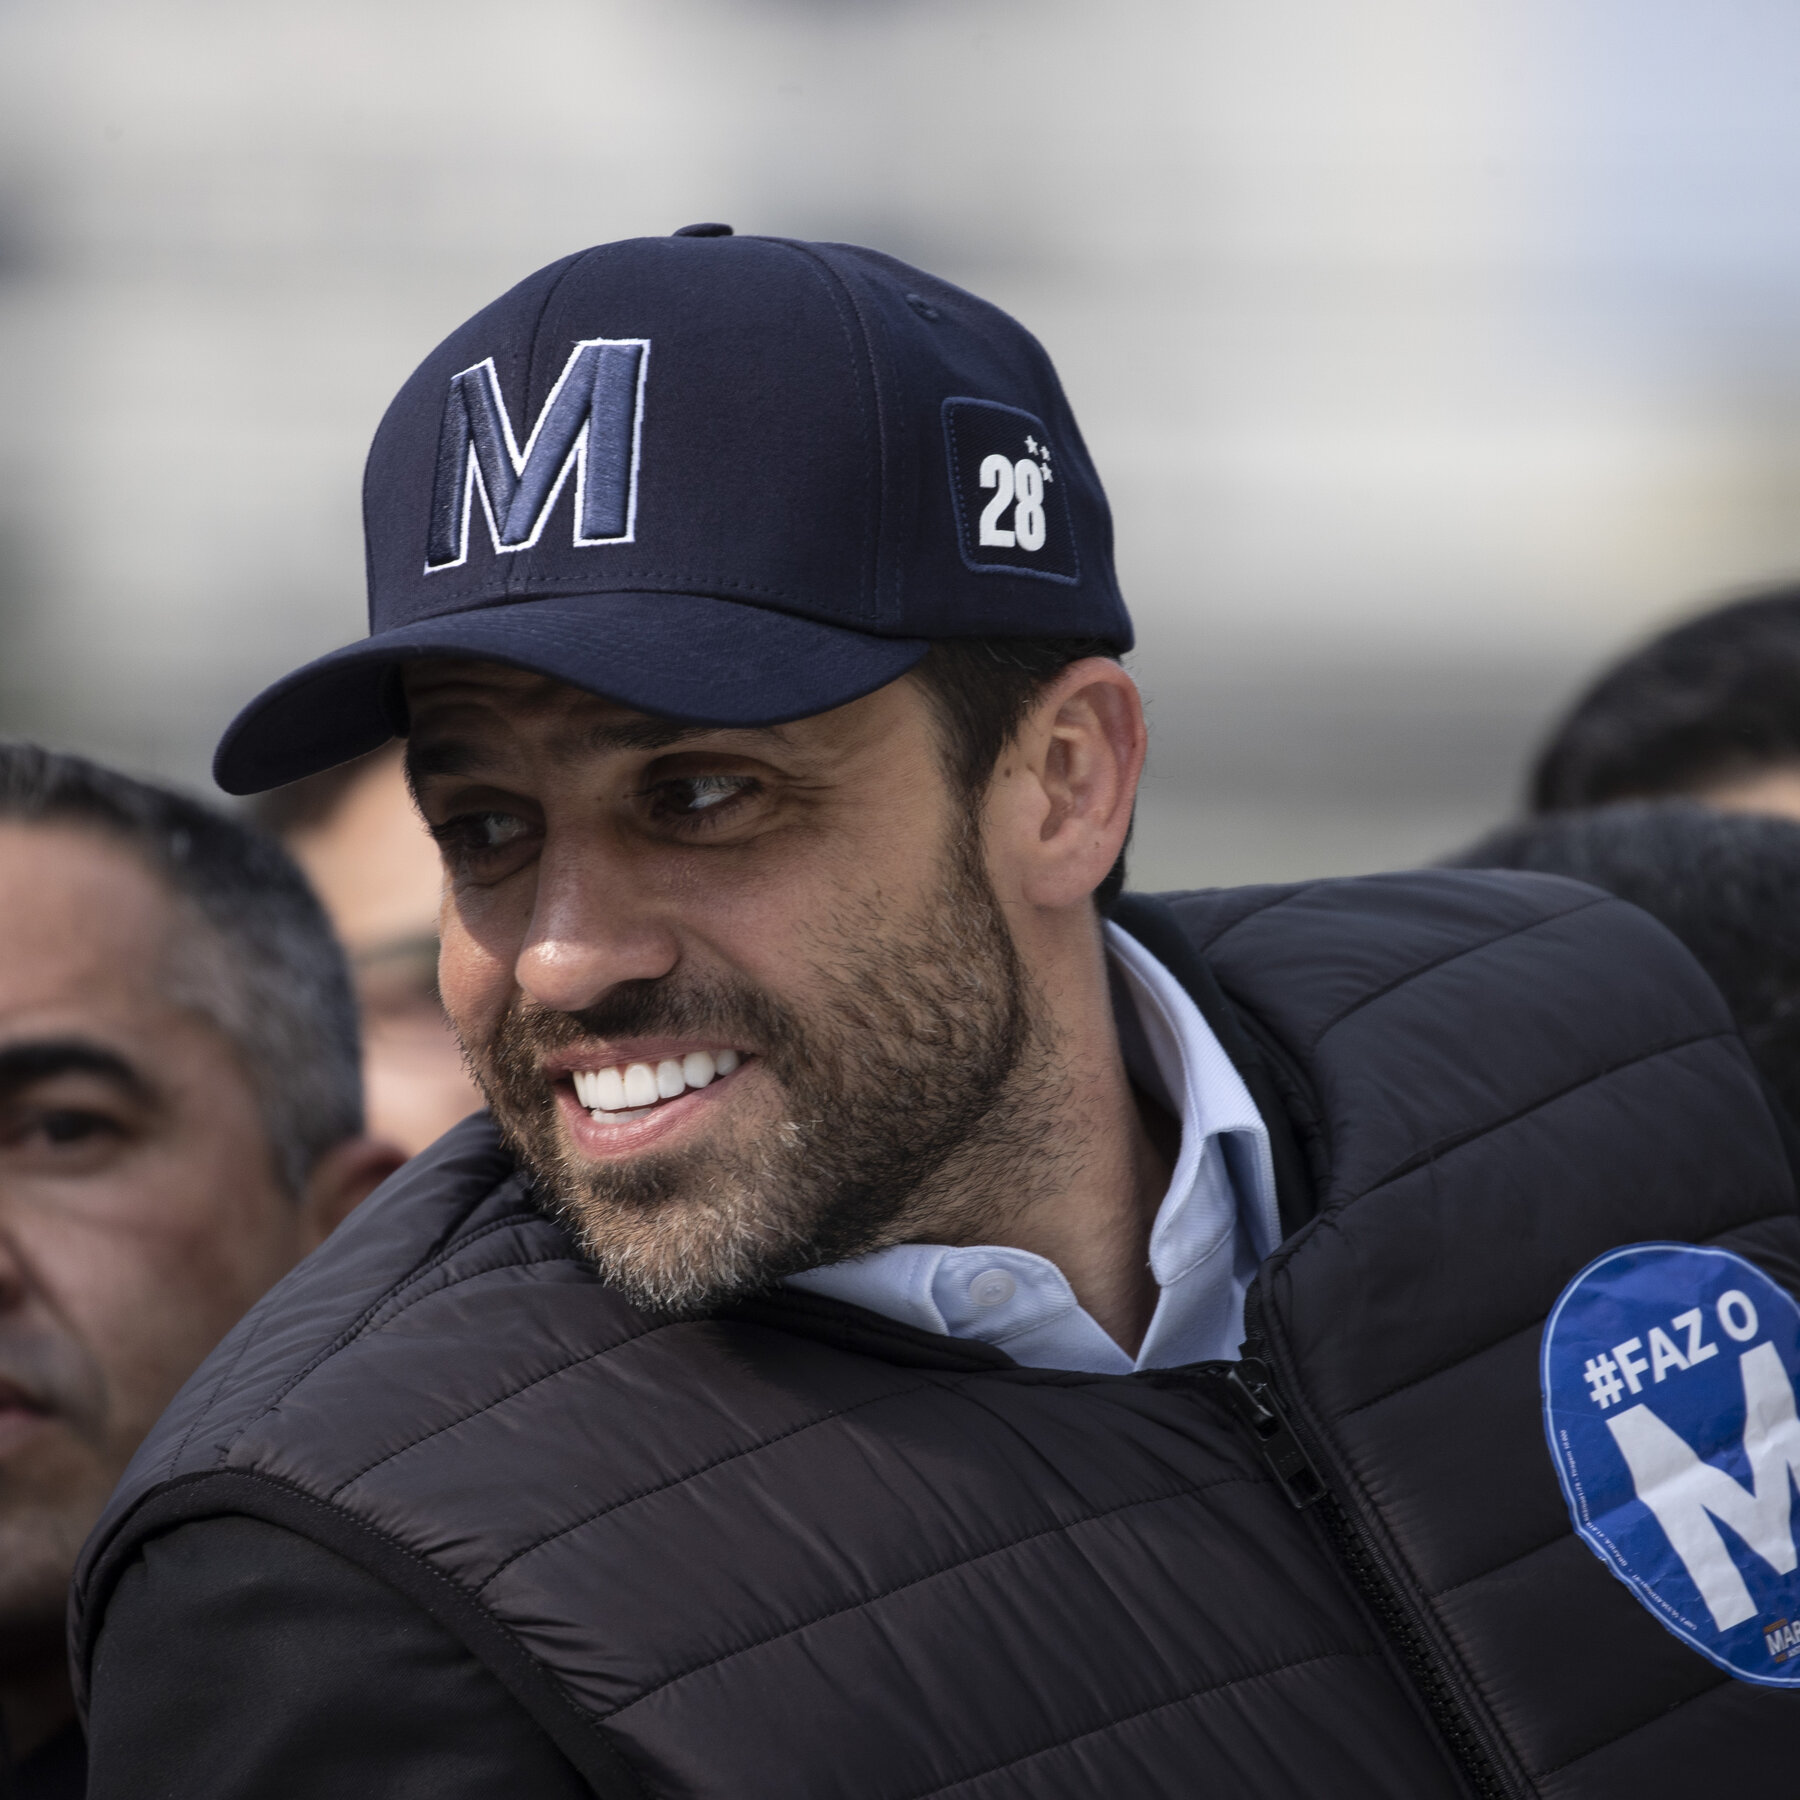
[{"xmin": 75, "ymin": 229, "xmax": 1800, "ymax": 1796}]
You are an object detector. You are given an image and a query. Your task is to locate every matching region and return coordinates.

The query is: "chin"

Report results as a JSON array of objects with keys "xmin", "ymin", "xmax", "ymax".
[{"xmin": 535, "ymin": 1154, "xmax": 821, "ymax": 1317}]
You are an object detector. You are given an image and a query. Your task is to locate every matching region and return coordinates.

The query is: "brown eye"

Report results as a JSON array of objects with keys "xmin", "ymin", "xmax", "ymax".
[
  {"xmin": 432, "ymin": 810, "xmax": 534, "ymax": 860},
  {"xmin": 39, "ymin": 1110, "xmax": 115, "ymax": 1145},
  {"xmin": 674, "ymin": 776, "xmax": 752, "ymax": 812},
  {"xmin": 648, "ymin": 775, "xmax": 759, "ymax": 821},
  {"xmin": 469, "ymin": 812, "xmax": 532, "ymax": 846}
]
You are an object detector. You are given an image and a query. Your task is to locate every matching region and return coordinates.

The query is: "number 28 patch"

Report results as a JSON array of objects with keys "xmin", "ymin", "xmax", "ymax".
[{"xmin": 943, "ymin": 398, "xmax": 1079, "ymax": 584}]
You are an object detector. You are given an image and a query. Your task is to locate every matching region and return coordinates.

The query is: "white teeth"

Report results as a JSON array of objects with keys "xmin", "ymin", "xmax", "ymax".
[
  {"xmin": 571, "ymin": 1068, "xmax": 629, "ymax": 1111},
  {"xmin": 572, "ymin": 1049, "xmax": 744, "ymax": 1115}
]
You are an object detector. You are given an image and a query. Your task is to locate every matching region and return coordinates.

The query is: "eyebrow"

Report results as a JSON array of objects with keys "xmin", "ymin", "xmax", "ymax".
[
  {"xmin": 406, "ymin": 718, "xmax": 790, "ymax": 782},
  {"xmin": 0, "ymin": 1040, "xmax": 156, "ymax": 1107}
]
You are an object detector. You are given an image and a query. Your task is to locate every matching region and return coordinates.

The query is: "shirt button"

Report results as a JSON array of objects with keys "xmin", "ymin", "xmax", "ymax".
[{"xmin": 969, "ymin": 1269, "xmax": 1017, "ymax": 1307}]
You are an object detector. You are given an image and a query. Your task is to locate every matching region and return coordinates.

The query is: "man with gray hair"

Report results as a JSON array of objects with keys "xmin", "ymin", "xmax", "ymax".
[{"xmin": 0, "ymin": 744, "xmax": 402, "ymax": 1796}]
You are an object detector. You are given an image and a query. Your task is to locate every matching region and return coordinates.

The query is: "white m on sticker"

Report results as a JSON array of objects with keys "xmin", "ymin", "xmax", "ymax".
[
  {"xmin": 1608, "ymin": 1341, "xmax": 1800, "ymax": 1630},
  {"xmin": 425, "ymin": 337, "xmax": 649, "ymax": 571}
]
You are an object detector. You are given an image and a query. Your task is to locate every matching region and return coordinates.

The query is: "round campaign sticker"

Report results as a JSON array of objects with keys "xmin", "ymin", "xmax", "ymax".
[{"xmin": 1542, "ymin": 1242, "xmax": 1800, "ymax": 1685}]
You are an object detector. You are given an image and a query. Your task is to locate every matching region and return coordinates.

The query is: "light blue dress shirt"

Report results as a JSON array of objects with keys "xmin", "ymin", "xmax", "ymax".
[{"xmin": 786, "ymin": 922, "xmax": 1279, "ymax": 1372}]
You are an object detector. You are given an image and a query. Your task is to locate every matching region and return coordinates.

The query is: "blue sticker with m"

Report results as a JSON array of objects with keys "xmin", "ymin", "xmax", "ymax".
[{"xmin": 1543, "ymin": 1242, "xmax": 1800, "ymax": 1684}]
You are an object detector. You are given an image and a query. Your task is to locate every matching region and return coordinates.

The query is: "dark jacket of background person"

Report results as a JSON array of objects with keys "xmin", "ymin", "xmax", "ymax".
[
  {"xmin": 1446, "ymin": 800, "xmax": 1800, "ymax": 1126},
  {"xmin": 1530, "ymin": 584, "xmax": 1800, "ymax": 811},
  {"xmin": 73, "ymin": 874, "xmax": 1800, "ymax": 1800}
]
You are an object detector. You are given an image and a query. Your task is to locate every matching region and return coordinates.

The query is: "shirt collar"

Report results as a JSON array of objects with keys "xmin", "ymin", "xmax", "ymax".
[
  {"xmin": 786, "ymin": 922, "xmax": 1277, "ymax": 1369},
  {"xmin": 1103, "ymin": 919, "xmax": 1280, "ymax": 1273}
]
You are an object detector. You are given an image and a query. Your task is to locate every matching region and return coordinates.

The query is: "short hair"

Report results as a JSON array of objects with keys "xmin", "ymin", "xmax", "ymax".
[
  {"xmin": 0, "ymin": 744, "xmax": 362, "ymax": 1195},
  {"xmin": 1530, "ymin": 585, "xmax": 1800, "ymax": 811},
  {"xmin": 1444, "ymin": 800, "xmax": 1800, "ymax": 1121},
  {"xmin": 910, "ymin": 638, "xmax": 1131, "ymax": 907}
]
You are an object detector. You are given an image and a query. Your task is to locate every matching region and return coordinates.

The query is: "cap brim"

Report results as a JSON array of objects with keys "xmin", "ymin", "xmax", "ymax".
[{"xmin": 214, "ymin": 592, "xmax": 929, "ymax": 794}]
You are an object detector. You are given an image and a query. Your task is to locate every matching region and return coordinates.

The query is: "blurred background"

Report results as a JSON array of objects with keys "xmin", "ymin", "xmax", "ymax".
[{"xmin": 4, "ymin": 0, "xmax": 1800, "ymax": 888}]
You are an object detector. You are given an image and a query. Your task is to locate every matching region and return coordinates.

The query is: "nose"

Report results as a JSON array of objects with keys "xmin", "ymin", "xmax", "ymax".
[{"xmin": 513, "ymin": 837, "xmax": 681, "ymax": 1014}]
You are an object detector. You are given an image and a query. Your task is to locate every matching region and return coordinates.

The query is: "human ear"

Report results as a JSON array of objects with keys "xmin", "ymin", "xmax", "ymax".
[
  {"xmin": 295, "ymin": 1136, "xmax": 409, "ymax": 1251},
  {"xmin": 994, "ymin": 659, "xmax": 1146, "ymax": 910}
]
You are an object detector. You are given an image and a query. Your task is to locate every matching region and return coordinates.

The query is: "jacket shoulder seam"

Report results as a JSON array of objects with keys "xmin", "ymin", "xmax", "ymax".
[
  {"xmin": 213, "ymin": 1207, "xmax": 553, "ymax": 1468},
  {"xmin": 1353, "ymin": 1025, "xmax": 1739, "ymax": 1198},
  {"xmin": 1306, "ymin": 890, "xmax": 1610, "ymax": 1053},
  {"xmin": 1172, "ymin": 880, "xmax": 1326, "ymax": 954},
  {"xmin": 327, "ymin": 1314, "xmax": 684, "ymax": 1497}
]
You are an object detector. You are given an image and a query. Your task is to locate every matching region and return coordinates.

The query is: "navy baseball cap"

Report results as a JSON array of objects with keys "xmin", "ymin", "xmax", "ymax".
[{"xmin": 214, "ymin": 224, "xmax": 1133, "ymax": 793}]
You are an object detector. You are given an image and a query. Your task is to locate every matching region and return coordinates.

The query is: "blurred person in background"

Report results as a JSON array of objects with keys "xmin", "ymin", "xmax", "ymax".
[
  {"xmin": 1531, "ymin": 585, "xmax": 1800, "ymax": 818},
  {"xmin": 1445, "ymin": 800, "xmax": 1800, "ymax": 1126},
  {"xmin": 252, "ymin": 744, "xmax": 483, "ymax": 1156},
  {"xmin": 0, "ymin": 746, "xmax": 402, "ymax": 1798}
]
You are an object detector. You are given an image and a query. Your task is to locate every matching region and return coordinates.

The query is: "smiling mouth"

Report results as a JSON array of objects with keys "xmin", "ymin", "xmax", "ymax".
[{"xmin": 569, "ymin": 1049, "xmax": 743, "ymax": 1121}]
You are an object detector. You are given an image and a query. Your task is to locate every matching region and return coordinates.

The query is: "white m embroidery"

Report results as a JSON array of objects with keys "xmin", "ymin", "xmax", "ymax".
[{"xmin": 1608, "ymin": 1340, "xmax": 1800, "ymax": 1630}]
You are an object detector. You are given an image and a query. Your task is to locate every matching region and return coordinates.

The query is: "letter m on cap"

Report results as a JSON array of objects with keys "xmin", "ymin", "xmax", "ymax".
[{"xmin": 425, "ymin": 338, "xmax": 649, "ymax": 571}]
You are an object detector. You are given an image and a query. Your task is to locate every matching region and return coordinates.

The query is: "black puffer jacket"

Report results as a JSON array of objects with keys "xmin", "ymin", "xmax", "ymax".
[{"xmin": 73, "ymin": 874, "xmax": 1800, "ymax": 1797}]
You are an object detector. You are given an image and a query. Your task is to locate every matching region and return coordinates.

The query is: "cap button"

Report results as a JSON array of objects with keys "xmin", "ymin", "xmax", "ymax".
[{"xmin": 673, "ymin": 222, "xmax": 733, "ymax": 237}]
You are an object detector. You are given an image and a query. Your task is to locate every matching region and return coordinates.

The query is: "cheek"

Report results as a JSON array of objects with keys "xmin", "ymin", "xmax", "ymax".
[
  {"xmin": 36, "ymin": 1188, "xmax": 295, "ymax": 1459},
  {"xmin": 71, "ymin": 1234, "xmax": 237, "ymax": 1392},
  {"xmin": 703, "ymin": 832, "xmax": 943, "ymax": 994},
  {"xmin": 438, "ymin": 894, "xmax": 524, "ymax": 1037}
]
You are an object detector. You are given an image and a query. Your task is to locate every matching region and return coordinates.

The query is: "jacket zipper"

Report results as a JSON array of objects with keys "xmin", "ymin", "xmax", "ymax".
[{"xmin": 1178, "ymin": 1336, "xmax": 1526, "ymax": 1800}]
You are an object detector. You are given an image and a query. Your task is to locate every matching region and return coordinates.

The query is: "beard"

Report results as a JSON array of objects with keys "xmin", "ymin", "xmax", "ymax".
[{"xmin": 469, "ymin": 822, "xmax": 1060, "ymax": 1315}]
